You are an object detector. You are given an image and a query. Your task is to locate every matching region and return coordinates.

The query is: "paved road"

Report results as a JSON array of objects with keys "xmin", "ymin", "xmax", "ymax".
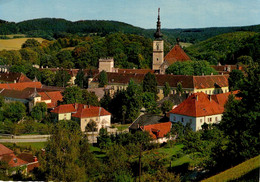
[{"xmin": 0, "ymin": 138, "xmax": 48, "ymax": 143}]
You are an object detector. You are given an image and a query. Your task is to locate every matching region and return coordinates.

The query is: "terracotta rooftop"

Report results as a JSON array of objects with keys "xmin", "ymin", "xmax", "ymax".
[
  {"xmin": 0, "ymin": 72, "xmax": 32, "ymax": 83},
  {"xmin": 211, "ymin": 90, "xmax": 240, "ymax": 107},
  {"xmin": 142, "ymin": 122, "xmax": 172, "ymax": 139},
  {"xmin": 38, "ymin": 91, "xmax": 63, "ymax": 108},
  {"xmin": 0, "ymin": 82, "xmax": 42, "ymax": 91},
  {"xmin": 51, "ymin": 104, "xmax": 77, "ymax": 114},
  {"xmin": 1, "ymin": 154, "xmax": 28, "ymax": 167},
  {"xmin": 51, "ymin": 103, "xmax": 111, "ymax": 118},
  {"xmin": 0, "ymin": 144, "xmax": 14, "ymax": 156},
  {"xmin": 169, "ymin": 92, "xmax": 224, "ymax": 117},
  {"xmin": 164, "ymin": 44, "xmax": 191, "ymax": 63}
]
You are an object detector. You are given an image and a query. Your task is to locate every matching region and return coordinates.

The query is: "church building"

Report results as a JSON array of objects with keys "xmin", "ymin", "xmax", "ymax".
[{"xmin": 152, "ymin": 9, "xmax": 191, "ymax": 74}]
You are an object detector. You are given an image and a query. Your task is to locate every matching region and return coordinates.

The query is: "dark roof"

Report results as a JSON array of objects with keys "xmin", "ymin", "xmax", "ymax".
[
  {"xmin": 0, "ymin": 72, "xmax": 32, "ymax": 83},
  {"xmin": 0, "ymin": 89, "xmax": 40, "ymax": 100},
  {"xmin": 129, "ymin": 114, "xmax": 169, "ymax": 130},
  {"xmin": 17, "ymin": 153, "xmax": 35, "ymax": 163}
]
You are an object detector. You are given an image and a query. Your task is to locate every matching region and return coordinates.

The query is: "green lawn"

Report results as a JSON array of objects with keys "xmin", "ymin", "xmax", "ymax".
[
  {"xmin": 111, "ymin": 124, "xmax": 130, "ymax": 131},
  {"xmin": 156, "ymin": 144, "xmax": 194, "ymax": 167},
  {"xmin": 90, "ymin": 145, "xmax": 106, "ymax": 159},
  {"xmin": 15, "ymin": 142, "xmax": 46, "ymax": 150}
]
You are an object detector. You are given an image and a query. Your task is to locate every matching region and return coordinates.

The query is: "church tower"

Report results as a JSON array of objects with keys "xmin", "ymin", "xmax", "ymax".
[{"xmin": 152, "ymin": 8, "xmax": 164, "ymax": 72}]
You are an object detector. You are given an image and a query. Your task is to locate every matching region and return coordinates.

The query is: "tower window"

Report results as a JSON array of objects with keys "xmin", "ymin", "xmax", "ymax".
[
  {"xmin": 157, "ymin": 58, "xmax": 159, "ymax": 61},
  {"xmin": 156, "ymin": 43, "xmax": 159, "ymax": 50}
]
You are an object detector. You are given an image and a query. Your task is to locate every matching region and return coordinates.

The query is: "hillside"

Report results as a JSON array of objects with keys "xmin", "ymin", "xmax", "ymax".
[
  {"xmin": 0, "ymin": 38, "xmax": 45, "ymax": 50},
  {"xmin": 185, "ymin": 31, "xmax": 260, "ymax": 65},
  {"xmin": 202, "ymin": 155, "xmax": 260, "ymax": 182},
  {"xmin": 0, "ymin": 18, "xmax": 260, "ymax": 44}
]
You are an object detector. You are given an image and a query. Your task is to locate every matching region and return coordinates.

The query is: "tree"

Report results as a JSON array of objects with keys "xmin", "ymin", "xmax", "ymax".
[
  {"xmin": 98, "ymin": 128, "xmax": 112, "ymax": 151},
  {"xmin": 142, "ymin": 72, "xmax": 158, "ymax": 96},
  {"xmin": 75, "ymin": 69, "xmax": 85, "ymax": 88},
  {"xmin": 98, "ymin": 70, "xmax": 108, "ymax": 87},
  {"xmin": 85, "ymin": 120, "xmax": 97, "ymax": 132},
  {"xmin": 42, "ymin": 120, "xmax": 87, "ymax": 181},
  {"xmin": 82, "ymin": 90, "xmax": 99, "ymax": 106},
  {"xmin": 54, "ymin": 69, "xmax": 71, "ymax": 87},
  {"xmin": 3, "ymin": 102, "xmax": 26, "ymax": 122},
  {"xmin": 228, "ymin": 69, "xmax": 244, "ymax": 91},
  {"xmin": 40, "ymin": 69, "xmax": 55, "ymax": 86},
  {"xmin": 163, "ymin": 82, "xmax": 171, "ymax": 97},
  {"xmin": 22, "ymin": 39, "xmax": 40, "ymax": 48},
  {"xmin": 161, "ymin": 100, "xmax": 173, "ymax": 114},
  {"xmin": 62, "ymin": 86, "xmax": 83, "ymax": 104},
  {"xmin": 100, "ymin": 92, "xmax": 112, "ymax": 111},
  {"xmin": 142, "ymin": 92, "xmax": 160, "ymax": 114},
  {"xmin": 176, "ymin": 82, "xmax": 183, "ymax": 95},
  {"xmin": 31, "ymin": 102, "xmax": 47, "ymax": 121},
  {"xmin": 237, "ymin": 55, "xmax": 253, "ymax": 65},
  {"xmin": 217, "ymin": 62, "xmax": 260, "ymax": 168}
]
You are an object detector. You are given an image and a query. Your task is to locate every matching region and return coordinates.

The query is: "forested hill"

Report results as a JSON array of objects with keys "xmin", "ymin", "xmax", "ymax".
[
  {"xmin": 185, "ymin": 31, "xmax": 260, "ymax": 65},
  {"xmin": 0, "ymin": 18, "xmax": 260, "ymax": 43}
]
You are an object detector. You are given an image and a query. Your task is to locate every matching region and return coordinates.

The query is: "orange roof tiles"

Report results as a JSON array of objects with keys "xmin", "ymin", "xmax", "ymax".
[
  {"xmin": 38, "ymin": 91, "xmax": 63, "ymax": 108},
  {"xmin": 169, "ymin": 92, "xmax": 224, "ymax": 117},
  {"xmin": 142, "ymin": 122, "xmax": 172, "ymax": 139},
  {"xmin": 164, "ymin": 44, "xmax": 191, "ymax": 63},
  {"xmin": 193, "ymin": 75, "xmax": 229, "ymax": 89},
  {"xmin": 51, "ymin": 104, "xmax": 77, "ymax": 114},
  {"xmin": 0, "ymin": 144, "xmax": 14, "ymax": 156},
  {"xmin": 1, "ymin": 154, "xmax": 28, "ymax": 167},
  {"xmin": 0, "ymin": 72, "xmax": 32, "ymax": 83},
  {"xmin": 211, "ymin": 90, "xmax": 240, "ymax": 107},
  {"xmin": 0, "ymin": 82, "xmax": 42, "ymax": 91}
]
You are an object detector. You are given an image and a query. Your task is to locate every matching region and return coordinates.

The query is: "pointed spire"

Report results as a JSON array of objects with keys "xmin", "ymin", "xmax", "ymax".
[{"xmin": 154, "ymin": 8, "xmax": 163, "ymax": 40}]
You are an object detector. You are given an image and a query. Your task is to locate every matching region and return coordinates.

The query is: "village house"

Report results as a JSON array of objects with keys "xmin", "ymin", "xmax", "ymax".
[
  {"xmin": 169, "ymin": 92, "xmax": 226, "ymax": 131},
  {"xmin": 0, "ymin": 85, "xmax": 63, "ymax": 111},
  {"xmin": 51, "ymin": 103, "xmax": 111, "ymax": 132},
  {"xmin": 129, "ymin": 114, "xmax": 172, "ymax": 143},
  {"xmin": 0, "ymin": 144, "xmax": 39, "ymax": 175},
  {"xmin": 0, "ymin": 72, "xmax": 32, "ymax": 83}
]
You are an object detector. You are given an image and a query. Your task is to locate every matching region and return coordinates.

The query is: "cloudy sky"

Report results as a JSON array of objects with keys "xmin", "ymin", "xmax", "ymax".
[{"xmin": 0, "ymin": 0, "xmax": 259, "ymax": 29}]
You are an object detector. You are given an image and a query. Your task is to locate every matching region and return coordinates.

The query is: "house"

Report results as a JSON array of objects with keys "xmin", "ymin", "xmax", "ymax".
[
  {"xmin": 129, "ymin": 114, "xmax": 172, "ymax": 143},
  {"xmin": 89, "ymin": 72, "xmax": 229, "ymax": 99},
  {"xmin": 51, "ymin": 103, "xmax": 111, "ymax": 132},
  {"xmin": 0, "ymin": 144, "xmax": 39, "ymax": 175},
  {"xmin": 210, "ymin": 64, "xmax": 244, "ymax": 75},
  {"xmin": 0, "ymin": 72, "xmax": 32, "ymax": 83},
  {"xmin": 0, "ymin": 87, "xmax": 63, "ymax": 111},
  {"xmin": 169, "ymin": 92, "xmax": 224, "ymax": 131}
]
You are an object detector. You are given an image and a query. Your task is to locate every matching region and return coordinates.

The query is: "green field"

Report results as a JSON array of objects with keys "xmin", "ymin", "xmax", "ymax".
[
  {"xmin": 111, "ymin": 124, "xmax": 130, "ymax": 131},
  {"xmin": 0, "ymin": 37, "xmax": 45, "ymax": 50}
]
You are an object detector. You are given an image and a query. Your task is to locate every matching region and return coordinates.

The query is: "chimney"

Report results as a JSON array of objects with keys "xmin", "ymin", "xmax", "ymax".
[
  {"xmin": 74, "ymin": 103, "xmax": 78, "ymax": 110},
  {"xmin": 33, "ymin": 156, "xmax": 38, "ymax": 162},
  {"xmin": 46, "ymin": 66, "xmax": 48, "ymax": 68},
  {"xmin": 211, "ymin": 72, "xmax": 213, "ymax": 75},
  {"xmin": 202, "ymin": 73, "xmax": 204, "ymax": 76},
  {"xmin": 195, "ymin": 95, "xmax": 198, "ymax": 101},
  {"xmin": 221, "ymin": 72, "xmax": 224, "ymax": 75},
  {"xmin": 14, "ymin": 80, "xmax": 16, "ymax": 83}
]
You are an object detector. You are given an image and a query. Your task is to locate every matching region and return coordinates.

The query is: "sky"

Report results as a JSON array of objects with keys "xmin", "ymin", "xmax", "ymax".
[{"xmin": 0, "ymin": 0, "xmax": 259, "ymax": 29}]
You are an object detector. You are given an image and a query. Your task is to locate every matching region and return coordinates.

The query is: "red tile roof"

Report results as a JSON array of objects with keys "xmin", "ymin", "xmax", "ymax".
[
  {"xmin": 51, "ymin": 104, "xmax": 77, "ymax": 114},
  {"xmin": 0, "ymin": 82, "xmax": 42, "ymax": 91},
  {"xmin": 164, "ymin": 44, "xmax": 191, "ymax": 63},
  {"xmin": 0, "ymin": 144, "xmax": 14, "ymax": 156},
  {"xmin": 193, "ymin": 75, "xmax": 229, "ymax": 89},
  {"xmin": 211, "ymin": 90, "xmax": 240, "ymax": 107},
  {"xmin": 72, "ymin": 104, "xmax": 111, "ymax": 118},
  {"xmin": 0, "ymin": 72, "xmax": 32, "ymax": 83},
  {"xmin": 38, "ymin": 91, "xmax": 63, "ymax": 108},
  {"xmin": 169, "ymin": 92, "xmax": 224, "ymax": 117},
  {"xmin": 51, "ymin": 103, "xmax": 111, "ymax": 118},
  {"xmin": 1, "ymin": 154, "xmax": 28, "ymax": 167},
  {"xmin": 142, "ymin": 122, "xmax": 172, "ymax": 139}
]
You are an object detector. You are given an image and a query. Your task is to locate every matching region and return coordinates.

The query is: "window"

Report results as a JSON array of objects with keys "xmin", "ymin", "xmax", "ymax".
[
  {"xmin": 215, "ymin": 117, "xmax": 218, "ymax": 121},
  {"xmin": 173, "ymin": 116, "xmax": 176, "ymax": 121},
  {"xmin": 200, "ymin": 119, "xmax": 203, "ymax": 123},
  {"xmin": 96, "ymin": 118, "xmax": 98, "ymax": 121},
  {"xmin": 181, "ymin": 118, "xmax": 184, "ymax": 122},
  {"xmin": 209, "ymin": 90, "xmax": 211, "ymax": 94},
  {"xmin": 205, "ymin": 91, "xmax": 207, "ymax": 94},
  {"xmin": 189, "ymin": 119, "xmax": 192, "ymax": 123},
  {"xmin": 157, "ymin": 58, "xmax": 159, "ymax": 61},
  {"xmin": 208, "ymin": 118, "xmax": 212, "ymax": 122}
]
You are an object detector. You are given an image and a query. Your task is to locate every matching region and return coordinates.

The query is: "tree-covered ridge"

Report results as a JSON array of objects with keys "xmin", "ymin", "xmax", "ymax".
[
  {"xmin": 185, "ymin": 31, "xmax": 260, "ymax": 65},
  {"xmin": 0, "ymin": 18, "xmax": 259, "ymax": 44}
]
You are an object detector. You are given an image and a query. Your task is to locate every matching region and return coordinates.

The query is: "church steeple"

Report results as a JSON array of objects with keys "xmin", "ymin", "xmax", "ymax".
[{"xmin": 154, "ymin": 8, "xmax": 163, "ymax": 40}]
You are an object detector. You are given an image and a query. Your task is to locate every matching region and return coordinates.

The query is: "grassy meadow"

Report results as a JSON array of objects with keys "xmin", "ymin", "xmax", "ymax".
[{"xmin": 0, "ymin": 37, "xmax": 45, "ymax": 50}]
